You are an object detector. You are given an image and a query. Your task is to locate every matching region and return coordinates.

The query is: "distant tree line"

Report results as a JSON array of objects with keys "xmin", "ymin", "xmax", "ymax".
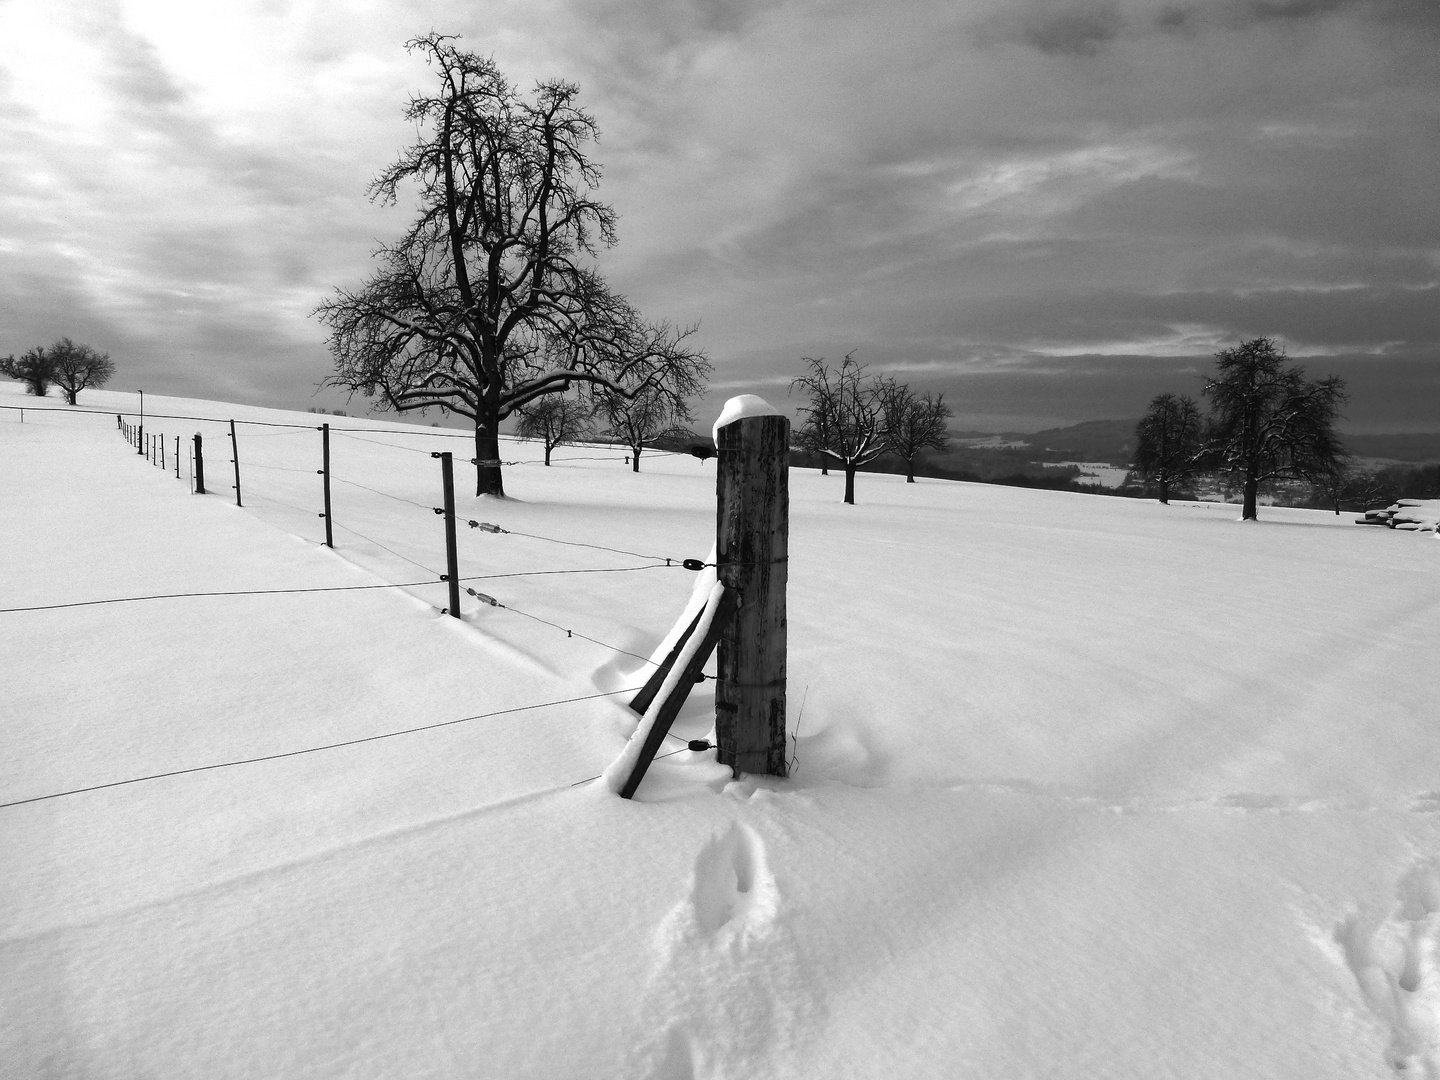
[
  {"xmin": 0, "ymin": 338, "xmax": 115, "ymax": 404},
  {"xmin": 1132, "ymin": 337, "xmax": 1348, "ymax": 520}
]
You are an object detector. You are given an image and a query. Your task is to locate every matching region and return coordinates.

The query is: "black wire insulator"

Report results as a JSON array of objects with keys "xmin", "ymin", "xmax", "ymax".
[
  {"xmin": 682, "ymin": 558, "xmax": 704, "ymax": 571},
  {"xmin": 687, "ymin": 740, "xmax": 712, "ymax": 752}
]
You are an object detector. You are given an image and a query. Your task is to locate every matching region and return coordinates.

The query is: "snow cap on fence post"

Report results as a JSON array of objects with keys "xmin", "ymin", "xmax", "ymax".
[{"xmin": 712, "ymin": 394, "xmax": 782, "ymax": 447}]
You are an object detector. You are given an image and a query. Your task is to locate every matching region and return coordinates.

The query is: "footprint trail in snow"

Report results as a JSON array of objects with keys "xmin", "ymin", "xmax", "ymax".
[
  {"xmin": 640, "ymin": 821, "xmax": 816, "ymax": 1080},
  {"xmin": 1338, "ymin": 859, "xmax": 1440, "ymax": 1077}
]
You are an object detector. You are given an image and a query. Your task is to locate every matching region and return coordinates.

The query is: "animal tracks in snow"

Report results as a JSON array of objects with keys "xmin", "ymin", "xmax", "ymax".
[
  {"xmin": 670, "ymin": 822, "xmax": 779, "ymax": 942},
  {"xmin": 640, "ymin": 823, "xmax": 814, "ymax": 1079},
  {"xmin": 1338, "ymin": 860, "xmax": 1440, "ymax": 1076}
]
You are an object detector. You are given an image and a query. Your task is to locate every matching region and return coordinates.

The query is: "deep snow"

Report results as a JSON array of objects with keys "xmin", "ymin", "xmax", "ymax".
[{"xmin": 3, "ymin": 381, "xmax": 1440, "ymax": 1079}]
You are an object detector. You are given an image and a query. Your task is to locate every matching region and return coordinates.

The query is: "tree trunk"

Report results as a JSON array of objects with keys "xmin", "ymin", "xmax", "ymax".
[
  {"xmin": 821, "ymin": 461, "xmax": 829, "ymax": 476},
  {"xmin": 65, "ymin": 389, "xmax": 77, "ymax": 405},
  {"xmin": 843, "ymin": 464, "xmax": 856, "ymax": 505},
  {"xmin": 1242, "ymin": 475, "xmax": 1258, "ymax": 520},
  {"xmin": 631, "ymin": 445, "xmax": 641, "ymax": 472},
  {"xmin": 474, "ymin": 422, "xmax": 505, "ymax": 497},
  {"xmin": 544, "ymin": 442, "xmax": 552, "ymax": 465},
  {"xmin": 906, "ymin": 457, "xmax": 915, "ymax": 483},
  {"xmin": 1158, "ymin": 478, "xmax": 1169, "ymax": 504}
]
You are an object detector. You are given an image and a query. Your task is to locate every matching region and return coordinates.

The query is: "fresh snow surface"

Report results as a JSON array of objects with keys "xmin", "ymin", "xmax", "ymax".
[{"xmin": 4, "ymin": 382, "xmax": 1440, "ymax": 1079}]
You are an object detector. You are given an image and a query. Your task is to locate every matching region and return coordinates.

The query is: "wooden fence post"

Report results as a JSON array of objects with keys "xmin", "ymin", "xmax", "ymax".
[
  {"xmin": 320, "ymin": 423, "xmax": 333, "ymax": 547},
  {"xmin": 229, "ymin": 419, "xmax": 242, "ymax": 507},
  {"xmin": 193, "ymin": 433, "xmax": 206, "ymax": 494},
  {"xmin": 433, "ymin": 451, "xmax": 461, "ymax": 618},
  {"xmin": 174, "ymin": 435, "xmax": 180, "ymax": 479},
  {"xmin": 714, "ymin": 402, "xmax": 790, "ymax": 778}
]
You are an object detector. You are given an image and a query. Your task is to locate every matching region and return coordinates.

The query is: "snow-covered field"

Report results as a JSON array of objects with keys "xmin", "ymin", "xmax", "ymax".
[{"xmin": 4, "ymin": 380, "xmax": 1440, "ymax": 1079}]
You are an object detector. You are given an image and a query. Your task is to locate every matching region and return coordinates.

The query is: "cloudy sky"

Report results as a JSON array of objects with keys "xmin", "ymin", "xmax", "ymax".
[{"xmin": 2, "ymin": 0, "xmax": 1437, "ymax": 433}]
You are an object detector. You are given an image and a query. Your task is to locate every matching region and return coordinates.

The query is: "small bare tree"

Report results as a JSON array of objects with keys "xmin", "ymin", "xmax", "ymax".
[
  {"xmin": 601, "ymin": 383, "xmax": 694, "ymax": 472},
  {"xmin": 0, "ymin": 347, "xmax": 53, "ymax": 397},
  {"xmin": 514, "ymin": 392, "xmax": 594, "ymax": 465},
  {"xmin": 790, "ymin": 353, "xmax": 886, "ymax": 505},
  {"xmin": 878, "ymin": 378, "xmax": 952, "ymax": 482},
  {"xmin": 48, "ymin": 338, "xmax": 115, "ymax": 405},
  {"xmin": 1134, "ymin": 393, "xmax": 1203, "ymax": 504}
]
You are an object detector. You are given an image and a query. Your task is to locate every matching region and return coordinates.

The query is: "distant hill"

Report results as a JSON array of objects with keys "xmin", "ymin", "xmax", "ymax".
[
  {"xmin": 1020, "ymin": 419, "xmax": 1140, "ymax": 465},
  {"xmin": 950, "ymin": 421, "xmax": 1440, "ymax": 468},
  {"xmin": 1343, "ymin": 433, "xmax": 1440, "ymax": 463},
  {"xmin": 953, "ymin": 418, "xmax": 1139, "ymax": 467}
]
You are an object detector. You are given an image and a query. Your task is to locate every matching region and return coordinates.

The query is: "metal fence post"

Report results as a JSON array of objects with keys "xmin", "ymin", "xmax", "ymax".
[
  {"xmin": 320, "ymin": 423, "xmax": 333, "ymax": 547},
  {"xmin": 194, "ymin": 433, "xmax": 206, "ymax": 494},
  {"xmin": 229, "ymin": 420, "xmax": 242, "ymax": 507},
  {"xmin": 433, "ymin": 451, "xmax": 461, "ymax": 618}
]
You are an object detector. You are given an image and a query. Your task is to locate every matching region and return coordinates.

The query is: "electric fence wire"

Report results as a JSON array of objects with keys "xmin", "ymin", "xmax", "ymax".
[
  {"xmin": 569, "ymin": 743, "xmax": 697, "ymax": 788},
  {"xmin": 329, "ymin": 520, "xmax": 442, "ymax": 578},
  {"xmin": 246, "ymin": 491, "xmax": 323, "ymax": 518},
  {"xmin": 479, "ymin": 597, "xmax": 658, "ymax": 665},
  {"xmin": 230, "ymin": 428, "xmax": 314, "ymax": 439},
  {"xmin": 331, "ymin": 430, "xmax": 438, "ymax": 456},
  {"xmin": 0, "ymin": 686, "xmax": 645, "ymax": 811},
  {"xmin": 241, "ymin": 461, "xmax": 320, "ymax": 475},
  {"xmin": 0, "ymin": 565, "xmax": 678, "ymax": 617},
  {"xmin": 468, "ymin": 521, "xmax": 683, "ymax": 565},
  {"xmin": 92, "ymin": 413, "xmax": 703, "ymax": 674},
  {"xmin": 330, "ymin": 473, "xmax": 435, "ymax": 511},
  {"xmin": 0, "ymin": 580, "xmax": 441, "ymax": 614}
]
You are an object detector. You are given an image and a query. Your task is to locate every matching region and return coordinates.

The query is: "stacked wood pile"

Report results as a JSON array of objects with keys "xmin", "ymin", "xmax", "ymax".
[{"xmin": 1355, "ymin": 499, "xmax": 1440, "ymax": 531}]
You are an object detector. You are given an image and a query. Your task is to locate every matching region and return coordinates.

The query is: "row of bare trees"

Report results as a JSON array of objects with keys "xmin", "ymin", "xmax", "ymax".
[
  {"xmin": 1133, "ymin": 338, "xmax": 1347, "ymax": 520},
  {"xmin": 1, "ymin": 338, "xmax": 115, "ymax": 405},
  {"xmin": 512, "ymin": 384, "xmax": 693, "ymax": 470},
  {"xmin": 789, "ymin": 353, "xmax": 953, "ymax": 504}
]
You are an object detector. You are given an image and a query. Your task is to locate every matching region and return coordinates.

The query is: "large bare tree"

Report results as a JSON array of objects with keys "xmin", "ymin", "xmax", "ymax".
[
  {"xmin": 49, "ymin": 338, "xmax": 115, "ymax": 405},
  {"xmin": 1201, "ymin": 338, "xmax": 1347, "ymax": 520},
  {"xmin": 790, "ymin": 354, "xmax": 887, "ymax": 504},
  {"xmin": 317, "ymin": 34, "xmax": 708, "ymax": 496}
]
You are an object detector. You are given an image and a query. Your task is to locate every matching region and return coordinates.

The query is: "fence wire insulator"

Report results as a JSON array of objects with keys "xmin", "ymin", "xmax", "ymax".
[
  {"xmin": 468, "ymin": 521, "xmax": 506, "ymax": 533},
  {"xmin": 687, "ymin": 739, "xmax": 713, "ymax": 752},
  {"xmin": 434, "ymin": 507, "xmax": 444, "ymax": 515},
  {"xmin": 465, "ymin": 588, "xmax": 500, "ymax": 607},
  {"xmin": 682, "ymin": 558, "xmax": 705, "ymax": 571}
]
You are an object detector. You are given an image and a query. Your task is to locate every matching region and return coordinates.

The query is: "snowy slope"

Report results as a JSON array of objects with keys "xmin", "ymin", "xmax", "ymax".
[{"xmin": 3, "ymin": 382, "xmax": 1440, "ymax": 1079}]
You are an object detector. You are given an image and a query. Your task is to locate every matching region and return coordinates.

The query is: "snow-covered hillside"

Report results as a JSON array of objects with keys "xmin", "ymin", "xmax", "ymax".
[{"xmin": 3, "ymin": 381, "xmax": 1440, "ymax": 1079}]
